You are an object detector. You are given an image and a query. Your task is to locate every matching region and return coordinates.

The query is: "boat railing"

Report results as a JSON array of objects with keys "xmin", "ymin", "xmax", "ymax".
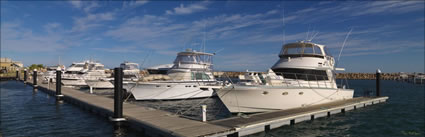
[
  {"xmin": 233, "ymin": 71, "xmax": 350, "ymax": 89},
  {"xmin": 60, "ymin": 73, "xmax": 110, "ymax": 81}
]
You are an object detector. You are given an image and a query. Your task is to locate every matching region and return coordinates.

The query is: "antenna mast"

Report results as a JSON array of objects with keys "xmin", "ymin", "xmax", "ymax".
[
  {"xmin": 337, "ymin": 28, "xmax": 353, "ymax": 64},
  {"xmin": 203, "ymin": 23, "xmax": 207, "ymax": 53},
  {"xmin": 282, "ymin": 6, "xmax": 286, "ymax": 44}
]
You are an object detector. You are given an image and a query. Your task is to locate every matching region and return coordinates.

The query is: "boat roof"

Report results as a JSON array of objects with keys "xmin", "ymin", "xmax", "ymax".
[
  {"xmin": 284, "ymin": 41, "xmax": 325, "ymax": 49},
  {"xmin": 121, "ymin": 62, "xmax": 139, "ymax": 65},
  {"xmin": 146, "ymin": 64, "xmax": 174, "ymax": 69},
  {"xmin": 177, "ymin": 49, "xmax": 214, "ymax": 56}
]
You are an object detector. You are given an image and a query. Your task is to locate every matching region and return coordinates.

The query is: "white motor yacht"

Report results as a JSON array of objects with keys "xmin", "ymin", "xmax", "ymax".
[
  {"xmin": 42, "ymin": 65, "xmax": 65, "ymax": 83},
  {"xmin": 120, "ymin": 61, "xmax": 141, "ymax": 82},
  {"xmin": 216, "ymin": 41, "xmax": 354, "ymax": 113},
  {"xmin": 65, "ymin": 61, "xmax": 86, "ymax": 74},
  {"xmin": 62, "ymin": 60, "xmax": 111, "ymax": 88},
  {"xmin": 125, "ymin": 49, "xmax": 221, "ymax": 100}
]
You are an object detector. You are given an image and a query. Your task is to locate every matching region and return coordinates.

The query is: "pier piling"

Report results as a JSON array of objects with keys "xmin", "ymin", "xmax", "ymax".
[
  {"xmin": 33, "ymin": 69, "xmax": 38, "ymax": 88},
  {"xmin": 202, "ymin": 105, "xmax": 207, "ymax": 122},
  {"xmin": 376, "ymin": 69, "xmax": 381, "ymax": 97},
  {"xmin": 111, "ymin": 68, "xmax": 125, "ymax": 128},
  {"xmin": 16, "ymin": 70, "xmax": 19, "ymax": 80},
  {"xmin": 24, "ymin": 69, "xmax": 27, "ymax": 83},
  {"xmin": 56, "ymin": 68, "xmax": 63, "ymax": 101}
]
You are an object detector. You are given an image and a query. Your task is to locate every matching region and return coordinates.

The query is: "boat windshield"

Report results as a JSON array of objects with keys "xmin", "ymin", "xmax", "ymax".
[
  {"xmin": 191, "ymin": 72, "xmax": 211, "ymax": 80},
  {"xmin": 121, "ymin": 64, "xmax": 138, "ymax": 70},
  {"xmin": 174, "ymin": 54, "xmax": 212, "ymax": 64},
  {"xmin": 87, "ymin": 63, "xmax": 104, "ymax": 70},
  {"xmin": 280, "ymin": 43, "xmax": 324, "ymax": 58},
  {"xmin": 70, "ymin": 64, "xmax": 84, "ymax": 68}
]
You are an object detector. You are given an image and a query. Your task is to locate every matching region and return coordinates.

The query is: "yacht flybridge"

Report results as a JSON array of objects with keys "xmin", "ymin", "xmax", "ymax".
[
  {"xmin": 125, "ymin": 49, "xmax": 220, "ymax": 100},
  {"xmin": 216, "ymin": 41, "xmax": 354, "ymax": 113}
]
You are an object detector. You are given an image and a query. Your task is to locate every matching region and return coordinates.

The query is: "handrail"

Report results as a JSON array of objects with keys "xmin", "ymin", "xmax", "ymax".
[{"xmin": 235, "ymin": 71, "xmax": 342, "ymax": 89}]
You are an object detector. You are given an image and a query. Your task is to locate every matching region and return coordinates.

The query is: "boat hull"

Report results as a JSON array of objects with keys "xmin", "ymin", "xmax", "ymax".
[
  {"xmin": 125, "ymin": 82, "xmax": 216, "ymax": 100},
  {"xmin": 216, "ymin": 85, "xmax": 354, "ymax": 113}
]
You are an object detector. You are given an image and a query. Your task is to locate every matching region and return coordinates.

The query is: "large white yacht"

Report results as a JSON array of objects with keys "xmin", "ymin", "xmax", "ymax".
[
  {"xmin": 42, "ymin": 65, "xmax": 65, "ymax": 83},
  {"xmin": 125, "ymin": 49, "xmax": 220, "ymax": 100},
  {"xmin": 65, "ymin": 61, "xmax": 86, "ymax": 74},
  {"xmin": 216, "ymin": 41, "xmax": 354, "ymax": 113},
  {"xmin": 62, "ymin": 60, "xmax": 111, "ymax": 87},
  {"xmin": 120, "ymin": 61, "xmax": 140, "ymax": 82}
]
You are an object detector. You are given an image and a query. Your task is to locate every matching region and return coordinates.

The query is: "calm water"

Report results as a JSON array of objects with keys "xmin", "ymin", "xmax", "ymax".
[
  {"xmin": 1, "ymin": 80, "xmax": 424, "ymax": 136},
  {"xmin": 0, "ymin": 81, "xmax": 142, "ymax": 137}
]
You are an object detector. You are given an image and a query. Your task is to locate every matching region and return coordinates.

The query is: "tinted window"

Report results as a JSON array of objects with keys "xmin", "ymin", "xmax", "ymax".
[{"xmin": 272, "ymin": 68, "xmax": 329, "ymax": 81}]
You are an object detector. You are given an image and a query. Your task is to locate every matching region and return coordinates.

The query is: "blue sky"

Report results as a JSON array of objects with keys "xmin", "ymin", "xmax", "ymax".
[{"xmin": 1, "ymin": 1, "xmax": 424, "ymax": 73}]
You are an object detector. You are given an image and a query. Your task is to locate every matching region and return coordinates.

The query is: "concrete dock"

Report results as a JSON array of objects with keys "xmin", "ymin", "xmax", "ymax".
[{"xmin": 18, "ymin": 77, "xmax": 388, "ymax": 137}]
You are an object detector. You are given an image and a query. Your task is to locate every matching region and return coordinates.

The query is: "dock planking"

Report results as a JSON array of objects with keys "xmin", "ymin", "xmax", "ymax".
[
  {"xmin": 20, "ymin": 77, "xmax": 388, "ymax": 137},
  {"xmin": 23, "ymin": 78, "xmax": 234, "ymax": 137}
]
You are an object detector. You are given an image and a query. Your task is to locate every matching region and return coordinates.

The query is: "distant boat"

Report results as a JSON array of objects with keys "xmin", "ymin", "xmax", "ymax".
[
  {"xmin": 409, "ymin": 73, "xmax": 425, "ymax": 84},
  {"xmin": 146, "ymin": 64, "xmax": 173, "ymax": 75},
  {"xmin": 42, "ymin": 65, "xmax": 65, "ymax": 83},
  {"xmin": 65, "ymin": 61, "xmax": 86, "ymax": 74},
  {"xmin": 62, "ymin": 60, "xmax": 111, "ymax": 88},
  {"xmin": 120, "ymin": 61, "xmax": 141, "ymax": 82},
  {"xmin": 125, "ymin": 49, "xmax": 221, "ymax": 100},
  {"xmin": 216, "ymin": 41, "xmax": 354, "ymax": 113}
]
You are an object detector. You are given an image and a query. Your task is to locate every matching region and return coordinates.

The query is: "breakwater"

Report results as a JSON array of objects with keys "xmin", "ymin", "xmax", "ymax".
[{"xmin": 336, "ymin": 73, "xmax": 401, "ymax": 80}]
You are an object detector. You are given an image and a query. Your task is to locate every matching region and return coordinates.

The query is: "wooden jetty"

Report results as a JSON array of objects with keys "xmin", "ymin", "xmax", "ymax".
[{"xmin": 18, "ymin": 77, "xmax": 388, "ymax": 137}]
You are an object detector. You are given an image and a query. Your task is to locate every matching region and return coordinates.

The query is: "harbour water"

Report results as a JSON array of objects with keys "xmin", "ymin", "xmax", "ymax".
[
  {"xmin": 0, "ymin": 81, "xmax": 142, "ymax": 137},
  {"xmin": 1, "ymin": 80, "xmax": 423, "ymax": 136}
]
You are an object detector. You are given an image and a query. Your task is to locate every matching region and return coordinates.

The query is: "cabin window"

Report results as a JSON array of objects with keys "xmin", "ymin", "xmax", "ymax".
[
  {"xmin": 95, "ymin": 66, "xmax": 104, "ymax": 70},
  {"xmin": 191, "ymin": 72, "xmax": 210, "ymax": 80},
  {"xmin": 280, "ymin": 43, "xmax": 324, "ymax": 58},
  {"xmin": 121, "ymin": 64, "xmax": 138, "ymax": 70},
  {"xmin": 314, "ymin": 46, "xmax": 322, "ymax": 54},
  {"xmin": 285, "ymin": 47, "xmax": 303, "ymax": 54},
  {"xmin": 303, "ymin": 46, "xmax": 314, "ymax": 54},
  {"xmin": 272, "ymin": 68, "xmax": 329, "ymax": 81}
]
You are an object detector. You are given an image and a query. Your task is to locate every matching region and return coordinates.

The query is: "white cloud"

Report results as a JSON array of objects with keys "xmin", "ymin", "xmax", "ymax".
[
  {"xmin": 122, "ymin": 1, "xmax": 148, "ymax": 9},
  {"xmin": 105, "ymin": 15, "xmax": 185, "ymax": 42},
  {"xmin": 351, "ymin": 1, "xmax": 424, "ymax": 16},
  {"xmin": 286, "ymin": 1, "xmax": 425, "ymax": 24},
  {"xmin": 1, "ymin": 22, "xmax": 68, "ymax": 52},
  {"xmin": 93, "ymin": 46, "xmax": 144, "ymax": 53},
  {"xmin": 68, "ymin": 1, "xmax": 101, "ymax": 13},
  {"xmin": 83, "ymin": 2, "xmax": 100, "ymax": 13},
  {"xmin": 104, "ymin": 9, "xmax": 288, "ymax": 56},
  {"xmin": 69, "ymin": 1, "xmax": 82, "ymax": 9},
  {"xmin": 215, "ymin": 52, "xmax": 276, "ymax": 71},
  {"xmin": 165, "ymin": 1, "xmax": 209, "ymax": 15},
  {"xmin": 71, "ymin": 12, "xmax": 115, "ymax": 32}
]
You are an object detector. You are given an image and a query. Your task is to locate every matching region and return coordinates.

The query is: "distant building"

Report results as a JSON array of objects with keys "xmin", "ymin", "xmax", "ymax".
[{"xmin": 0, "ymin": 58, "xmax": 24, "ymax": 73}]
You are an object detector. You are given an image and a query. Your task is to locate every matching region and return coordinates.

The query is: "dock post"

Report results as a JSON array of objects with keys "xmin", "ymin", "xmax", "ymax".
[
  {"xmin": 202, "ymin": 105, "xmax": 207, "ymax": 122},
  {"xmin": 56, "ymin": 68, "xmax": 63, "ymax": 101},
  {"xmin": 16, "ymin": 70, "xmax": 19, "ymax": 80},
  {"xmin": 110, "ymin": 68, "xmax": 126, "ymax": 129},
  {"xmin": 24, "ymin": 69, "xmax": 27, "ymax": 84},
  {"xmin": 376, "ymin": 69, "xmax": 381, "ymax": 97},
  {"xmin": 33, "ymin": 69, "xmax": 38, "ymax": 88}
]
